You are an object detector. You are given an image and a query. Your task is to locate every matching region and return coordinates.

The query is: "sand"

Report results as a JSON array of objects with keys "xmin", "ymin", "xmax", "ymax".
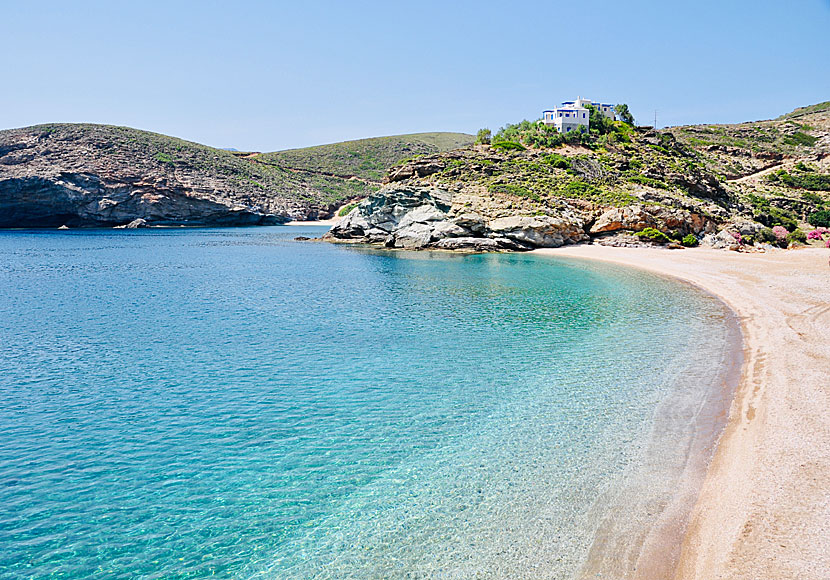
[
  {"xmin": 284, "ymin": 218, "xmax": 342, "ymax": 226},
  {"xmin": 534, "ymin": 245, "xmax": 830, "ymax": 580}
]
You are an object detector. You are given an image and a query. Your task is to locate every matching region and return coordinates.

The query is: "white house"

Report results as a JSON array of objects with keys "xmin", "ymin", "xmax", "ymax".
[{"xmin": 542, "ymin": 97, "xmax": 617, "ymax": 133}]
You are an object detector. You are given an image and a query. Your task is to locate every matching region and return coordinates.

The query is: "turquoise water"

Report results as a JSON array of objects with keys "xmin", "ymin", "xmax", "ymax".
[{"xmin": 0, "ymin": 227, "xmax": 737, "ymax": 579}]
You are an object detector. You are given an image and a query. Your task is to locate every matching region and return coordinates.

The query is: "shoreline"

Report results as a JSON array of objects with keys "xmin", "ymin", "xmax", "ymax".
[
  {"xmin": 534, "ymin": 245, "xmax": 830, "ymax": 579},
  {"xmin": 284, "ymin": 218, "xmax": 342, "ymax": 227}
]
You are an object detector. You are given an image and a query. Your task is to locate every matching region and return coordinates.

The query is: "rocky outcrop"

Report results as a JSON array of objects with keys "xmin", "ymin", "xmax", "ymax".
[
  {"xmin": 326, "ymin": 185, "xmax": 589, "ymax": 250},
  {"xmin": 589, "ymin": 205, "xmax": 711, "ymax": 236},
  {"xmin": 0, "ymin": 174, "xmax": 285, "ymax": 228}
]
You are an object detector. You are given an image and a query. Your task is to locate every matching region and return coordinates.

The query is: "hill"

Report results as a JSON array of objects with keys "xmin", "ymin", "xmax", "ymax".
[
  {"xmin": 327, "ymin": 103, "xmax": 830, "ymax": 251},
  {"xmin": 255, "ymin": 133, "xmax": 474, "ymax": 182},
  {"xmin": 0, "ymin": 124, "xmax": 472, "ymax": 227}
]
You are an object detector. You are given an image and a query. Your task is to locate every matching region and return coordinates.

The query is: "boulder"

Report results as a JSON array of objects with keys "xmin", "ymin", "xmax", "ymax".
[
  {"xmin": 488, "ymin": 215, "xmax": 588, "ymax": 248},
  {"xmin": 590, "ymin": 206, "xmax": 656, "ymax": 234}
]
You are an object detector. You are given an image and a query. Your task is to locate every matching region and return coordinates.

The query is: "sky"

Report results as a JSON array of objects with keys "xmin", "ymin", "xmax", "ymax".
[{"xmin": 2, "ymin": 0, "xmax": 829, "ymax": 151}]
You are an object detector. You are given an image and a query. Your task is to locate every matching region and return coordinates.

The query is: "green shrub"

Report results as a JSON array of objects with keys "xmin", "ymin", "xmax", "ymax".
[
  {"xmin": 491, "ymin": 140, "xmax": 526, "ymax": 152},
  {"xmin": 802, "ymin": 192, "xmax": 826, "ymax": 206},
  {"xmin": 627, "ymin": 174, "xmax": 669, "ymax": 189},
  {"xmin": 155, "ymin": 152, "xmax": 174, "ymax": 164},
  {"xmin": 755, "ymin": 206, "xmax": 799, "ymax": 231},
  {"xmin": 563, "ymin": 180, "xmax": 600, "ymax": 197},
  {"xmin": 488, "ymin": 182, "xmax": 539, "ymax": 201},
  {"xmin": 635, "ymin": 227, "xmax": 671, "ymax": 243},
  {"xmin": 782, "ymin": 132, "xmax": 818, "ymax": 147},
  {"xmin": 681, "ymin": 234, "xmax": 699, "ymax": 247},
  {"xmin": 475, "ymin": 128, "xmax": 491, "ymax": 145},
  {"xmin": 543, "ymin": 153, "xmax": 570, "ymax": 169},
  {"xmin": 808, "ymin": 209, "xmax": 830, "ymax": 227},
  {"xmin": 757, "ymin": 227, "xmax": 777, "ymax": 243},
  {"xmin": 338, "ymin": 201, "xmax": 360, "ymax": 216},
  {"xmin": 787, "ymin": 228, "xmax": 807, "ymax": 245}
]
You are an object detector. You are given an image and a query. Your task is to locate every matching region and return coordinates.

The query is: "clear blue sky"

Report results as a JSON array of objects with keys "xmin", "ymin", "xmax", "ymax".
[{"xmin": 3, "ymin": 0, "xmax": 829, "ymax": 151}]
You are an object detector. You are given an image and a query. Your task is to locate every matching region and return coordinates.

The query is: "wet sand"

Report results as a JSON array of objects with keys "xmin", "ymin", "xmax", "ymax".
[{"xmin": 535, "ymin": 245, "xmax": 830, "ymax": 580}]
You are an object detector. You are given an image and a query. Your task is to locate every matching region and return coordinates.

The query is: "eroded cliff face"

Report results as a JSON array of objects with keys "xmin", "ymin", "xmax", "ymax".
[
  {"xmin": 0, "ymin": 174, "xmax": 285, "ymax": 228},
  {"xmin": 0, "ymin": 124, "xmax": 335, "ymax": 227}
]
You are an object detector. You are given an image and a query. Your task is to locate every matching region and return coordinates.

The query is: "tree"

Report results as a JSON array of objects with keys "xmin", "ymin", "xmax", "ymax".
[
  {"xmin": 615, "ymin": 103, "xmax": 635, "ymax": 125},
  {"xmin": 585, "ymin": 104, "xmax": 614, "ymax": 135},
  {"xmin": 475, "ymin": 128, "xmax": 491, "ymax": 145}
]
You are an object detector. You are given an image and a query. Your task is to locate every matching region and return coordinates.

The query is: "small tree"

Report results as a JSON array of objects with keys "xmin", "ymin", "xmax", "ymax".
[
  {"xmin": 585, "ymin": 104, "xmax": 614, "ymax": 135},
  {"xmin": 615, "ymin": 103, "xmax": 635, "ymax": 125},
  {"xmin": 475, "ymin": 128, "xmax": 491, "ymax": 145}
]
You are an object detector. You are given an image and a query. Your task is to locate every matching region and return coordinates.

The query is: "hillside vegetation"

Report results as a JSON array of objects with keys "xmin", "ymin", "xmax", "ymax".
[
  {"xmin": 328, "ymin": 102, "xmax": 830, "ymax": 250},
  {"xmin": 256, "ymin": 133, "xmax": 473, "ymax": 182}
]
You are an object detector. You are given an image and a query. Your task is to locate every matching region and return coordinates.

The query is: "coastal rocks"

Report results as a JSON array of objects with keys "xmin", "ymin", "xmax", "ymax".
[
  {"xmin": 702, "ymin": 229, "xmax": 742, "ymax": 251},
  {"xmin": 115, "ymin": 218, "xmax": 148, "ymax": 229},
  {"xmin": 590, "ymin": 205, "xmax": 710, "ymax": 236},
  {"xmin": 325, "ymin": 184, "xmax": 589, "ymax": 251},
  {"xmin": 488, "ymin": 215, "xmax": 588, "ymax": 247},
  {"xmin": 590, "ymin": 206, "xmax": 655, "ymax": 234}
]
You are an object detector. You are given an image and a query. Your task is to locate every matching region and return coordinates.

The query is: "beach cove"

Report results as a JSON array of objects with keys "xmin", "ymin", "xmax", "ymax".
[
  {"xmin": 0, "ymin": 226, "xmax": 741, "ymax": 579},
  {"xmin": 538, "ymin": 245, "xmax": 830, "ymax": 579}
]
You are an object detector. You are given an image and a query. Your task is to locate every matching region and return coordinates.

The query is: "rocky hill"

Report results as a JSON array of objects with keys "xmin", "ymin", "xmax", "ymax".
[
  {"xmin": 0, "ymin": 124, "xmax": 473, "ymax": 227},
  {"xmin": 326, "ymin": 103, "xmax": 830, "ymax": 251}
]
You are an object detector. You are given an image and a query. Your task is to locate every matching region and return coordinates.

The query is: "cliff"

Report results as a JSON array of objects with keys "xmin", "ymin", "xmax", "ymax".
[
  {"xmin": 0, "ymin": 124, "xmax": 473, "ymax": 228},
  {"xmin": 326, "ymin": 103, "xmax": 830, "ymax": 250}
]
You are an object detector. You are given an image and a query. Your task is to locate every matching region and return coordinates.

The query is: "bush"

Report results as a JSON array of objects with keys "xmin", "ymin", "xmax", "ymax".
[
  {"xmin": 772, "ymin": 170, "xmax": 830, "ymax": 191},
  {"xmin": 681, "ymin": 234, "xmax": 699, "ymax": 247},
  {"xmin": 783, "ymin": 132, "xmax": 818, "ymax": 147},
  {"xmin": 635, "ymin": 227, "xmax": 671, "ymax": 244},
  {"xmin": 807, "ymin": 229, "xmax": 824, "ymax": 240},
  {"xmin": 491, "ymin": 140, "xmax": 526, "ymax": 152},
  {"xmin": 757, "ymin": 227, "xmax": 777, "ymax": 244},
  {"xmin": 543, "ymin": 153, "xmax": 570, "ymax": 169},
  {"xmin": 787, "ymin": 228, "xmax": 807, "ymax": 245},
  {"xmin": 475, "ymin": 128, "xmax": 491, "ymax": 145},
  {"xmin": 488, "ymin": 182, "xmax": 539, "ymax": 201},
  {"xmin": 808, "ymin": 209, "xmax": 830, "ymax": 227},
  {"xmin": 755, "ymin": 206, "xmax": 799, "ymax": 231},
  {"xmin": 627, "ymin": 174, "xmax": 669, "ymax": 189},
  {"xmin": 563, "ymin": 180, "xmax": 600, "ymax": 197},
  {"xmin": 772, "ymin": 225, "xmax": 789, "ymax": 242},
  {"xmin": 338, "ymin": 201, "xmax": 360, "ymax": 216}
]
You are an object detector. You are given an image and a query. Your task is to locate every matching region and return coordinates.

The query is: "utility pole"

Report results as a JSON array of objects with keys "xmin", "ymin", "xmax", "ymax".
[{"xmin": 654, "ymin": 110, "xmax": 658, "ymax": 130}]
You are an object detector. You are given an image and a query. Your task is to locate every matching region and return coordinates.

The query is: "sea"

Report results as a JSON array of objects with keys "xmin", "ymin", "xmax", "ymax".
[{"xmin": 0, "ymin": 226, "xmax": 739, "ymax": 579}]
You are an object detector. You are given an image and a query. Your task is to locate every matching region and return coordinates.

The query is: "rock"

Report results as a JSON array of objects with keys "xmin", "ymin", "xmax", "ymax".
[
  {"xmin": 590, "ymin": 205, "xmax": 710, "ymax": 236},
  {"xmin": 294, "ymin": 236, "xmax": 311, "ymax": 241},
  {"xmin": 590, "ymin": 206, "xmax": 655, "ymax": 234},
  {"xmin": 58, "ymin": 224, "xmax": 69, "ymax": 230},
  {"xmin": 325, "ymin": 184, "xmax": 590, "ymax": 251},
  {"xmin": 702, "ymin": 229, "xmax": 741, "ymax": 250},
  {"xmin": 124, "ymin": 218, "xmax": 148, "ymax": 229},
  {"xmin": 488, "ymin": 215, "xmax": 587, "ymax": 248},
  {"xmin": 432, "ymin": 237, "xmax": 503, "ymax": 251}
]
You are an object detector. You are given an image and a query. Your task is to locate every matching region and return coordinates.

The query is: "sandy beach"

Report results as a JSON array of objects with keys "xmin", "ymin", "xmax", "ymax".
[{"xmin": 535, "ymin": 245, "xmax": 830, "ymax": 579}]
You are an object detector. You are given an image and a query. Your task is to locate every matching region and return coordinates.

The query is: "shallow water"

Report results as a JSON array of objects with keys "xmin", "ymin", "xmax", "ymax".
[{"xmin": 0, "ymin": 227, "xmax": 736, "ymax": 579}]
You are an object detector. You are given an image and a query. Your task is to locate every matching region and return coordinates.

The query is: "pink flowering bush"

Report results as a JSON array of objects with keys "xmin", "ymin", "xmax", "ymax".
[
  {"xmin": 730, "ymin": 231, "xmax": 744, "ymax": 245},
  {"xmin": 826, "ymin": 238, "xmax": 830, "ymax": 249},
  {"xmin": 807, "ymin": 229, "xmax": 824, "ymax": 240},
  {"xmin": 772, "ymin": 226, "xmax": 789, "ymax": 241}
]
